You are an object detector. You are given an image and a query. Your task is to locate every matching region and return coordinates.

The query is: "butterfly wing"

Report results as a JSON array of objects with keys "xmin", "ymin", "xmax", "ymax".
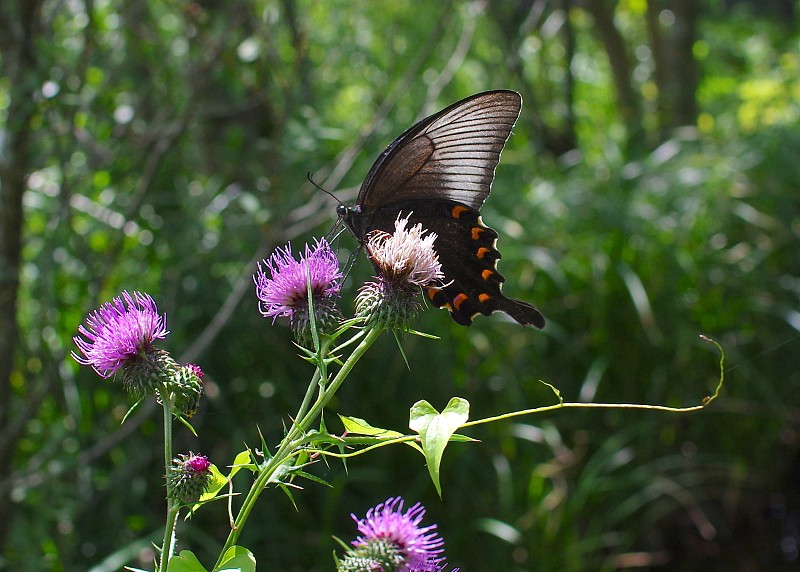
[
  {"xmin": 366, "ymin": 199, "xmax": 545, "ymax": 328},
  {"xmin": 356, "ymin": 90, "xmax": 522, "ymax": 213},
  {"xmin": 342, "ymin": 89, "xmax": 545, "ymax": 328}
]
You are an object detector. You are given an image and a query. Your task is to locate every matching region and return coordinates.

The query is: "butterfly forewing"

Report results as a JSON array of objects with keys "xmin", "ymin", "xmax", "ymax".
[{"xmin": 358, "ymin": 90, "xmax": 522, "ymax": 212}]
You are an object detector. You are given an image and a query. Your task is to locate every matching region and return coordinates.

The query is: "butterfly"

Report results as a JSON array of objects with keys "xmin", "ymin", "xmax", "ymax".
[{"xmin": 337, "ymin": 90, "xmax": 545, "ymax": 328}]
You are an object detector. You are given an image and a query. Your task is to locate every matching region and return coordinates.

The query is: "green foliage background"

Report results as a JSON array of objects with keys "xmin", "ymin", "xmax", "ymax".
[{"xmin": 2, "ymin": 1, "xmax": 799, "ymax": 570}]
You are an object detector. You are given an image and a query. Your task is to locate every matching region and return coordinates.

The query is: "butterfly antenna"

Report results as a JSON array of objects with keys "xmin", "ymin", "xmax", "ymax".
[
  {"xmin": 309, "ymin": 171, "xmax": 349, "ymax": 241},
  {"xmin": 307, "ymin": 172, "xmax": 343, "ymax": 208}
]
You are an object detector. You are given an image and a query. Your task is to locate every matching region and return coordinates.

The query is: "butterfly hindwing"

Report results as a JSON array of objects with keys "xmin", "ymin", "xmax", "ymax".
[{"xmin": 366, "ymin": 200, "xmax": 545, "ymax": 328}]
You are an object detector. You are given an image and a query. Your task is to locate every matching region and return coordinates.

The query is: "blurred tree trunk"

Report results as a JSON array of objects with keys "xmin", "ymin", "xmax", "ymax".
[
  {"xmin": 488, "ymin": 0, "xmax": 578, "ymax": 157},
  {"xmin": 0, "ymin": 0, "xmax": 43, "ymax": 552},
  {"xmin": 581, "ymin": 0, "xmax": 646, "ymax": 156},
  {"xmin": 647, "ymin": 0, "xmax": 700, "ymax": 137}
]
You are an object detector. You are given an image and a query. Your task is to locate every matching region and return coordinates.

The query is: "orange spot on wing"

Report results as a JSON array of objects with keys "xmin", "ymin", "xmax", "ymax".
[
  {"xmin": 451, "ymin": 205, "xmax": 469, "ymax": 218},
  {"xmin": 476, "ymin": 247, "xmax": 491, "ymax": 259},
  {"xmin": 481, "ymin": 269, "xmax": 494, "ymax": 281},
  {"xmin": 471, "ymin": 227, "xmax": 484, "ymax": 240},
  {"xmin": 452, "ymin": 293, "xmax": 469, "ymax": 310},
  {"xmin": 478, "ymin": 293, "xmax": 491, "ymax": 303},
  {"xmin": 426, "ymin": 288, "xmax": 441, "ymax": 301}
]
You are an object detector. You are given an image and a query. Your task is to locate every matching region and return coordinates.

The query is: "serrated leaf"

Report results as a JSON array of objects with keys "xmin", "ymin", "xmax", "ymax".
[
  {"xmin": 213, "ymin": 545, "xmax": 256, "ymax": 572},
  {"xmin": 292, "ymin": 470, "xmax": 333, "ymax": 488},
  {"xmin": 409, "ymin": 397, "xmax": 469, "ymax": 496},
  {"xmin": 166, "ymin": 550, "xmax": 208, "ymax": 572}
]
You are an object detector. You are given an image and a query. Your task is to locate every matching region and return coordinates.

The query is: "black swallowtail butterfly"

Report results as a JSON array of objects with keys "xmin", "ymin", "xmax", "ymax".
[{"xmin": 337, "ymin": 90, "xmax": 545, "ymax": 328}]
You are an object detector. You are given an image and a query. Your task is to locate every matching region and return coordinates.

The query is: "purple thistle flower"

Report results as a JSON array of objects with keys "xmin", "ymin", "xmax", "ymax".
[
  {"xmin": 409, "ymin": 564, "xmax": 459, "ymax": 572},
  {"xmin": 72, "ymin": 291, "xmax": 169, "ymax": 378},
  {"xmin": 185, "ymin": 452, "xmax": 211, "ymax": 473},
  {"xmin": 351, "ymin": 497, "xmax": 445, "ymax": 572},
  {"xmin": 254, "ymin": 238, "xmax": 342, "ymax": 340}
]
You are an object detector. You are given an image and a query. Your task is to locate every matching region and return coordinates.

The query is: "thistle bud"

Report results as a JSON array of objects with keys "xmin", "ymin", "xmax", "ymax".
[{"xmin": 166, "ymin": 452, "xmax": 212, "ymax": 504}]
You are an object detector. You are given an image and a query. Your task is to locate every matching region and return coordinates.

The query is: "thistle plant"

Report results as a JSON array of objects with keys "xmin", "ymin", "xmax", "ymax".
[{"xmin": 71, "ymin": 217, "xmax": 725, "ymax": 571}]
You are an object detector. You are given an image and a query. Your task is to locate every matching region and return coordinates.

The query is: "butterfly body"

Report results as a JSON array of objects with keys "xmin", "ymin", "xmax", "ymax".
[{"xmin": 338, "ymin": 90, "xmax": 545, "ymax": 328}]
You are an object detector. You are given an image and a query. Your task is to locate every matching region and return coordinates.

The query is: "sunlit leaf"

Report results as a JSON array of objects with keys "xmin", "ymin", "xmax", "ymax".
[
  {"xmin": 213, "ymin": 545, "xmax": 256, "ymax": 572},
  {"xmin": 166, "ymin": 550, "xmax": 208, "ymax": 572},
  {"xmin": 409, "ymin": 398, "xmax": 469, "ymax": 496}
]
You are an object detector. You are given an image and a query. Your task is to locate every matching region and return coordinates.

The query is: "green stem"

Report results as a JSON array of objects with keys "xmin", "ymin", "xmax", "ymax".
[
  {"xmin": 158, "ymin": 385, "xmax": 176, "ymax": 572},
  {"xmin": 293, "ymin": 335, "xmax": 333, "ymax": 428},
  {"xmin": 160, "ymin": 505, "xmax": 180, "ymax": 571},
  {"xmin": 294, "ymin": 367, "xmax": 321, "ymax": 431},
  {"xmin": 213, "ymin": 324, "xmax": 384, "ymax": 570}
]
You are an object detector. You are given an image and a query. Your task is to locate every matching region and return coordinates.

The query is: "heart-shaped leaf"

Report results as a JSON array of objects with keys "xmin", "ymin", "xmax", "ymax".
[
  {"xmin": 409, "ymin": 397, "xmax": 469, "ymax": 496},
  {"xmin": 214, "ymin": 545, "xmax": 256, "ymax": 572},
  {"xmin": 166, "ymin": 550, "xmax": 207, "ymax": 572}
]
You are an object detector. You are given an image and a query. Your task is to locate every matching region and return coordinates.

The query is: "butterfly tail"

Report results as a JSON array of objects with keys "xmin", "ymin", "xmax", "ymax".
[{"xmin": 500, "ymin": 298, "xmax": 546, "ymax": 328}]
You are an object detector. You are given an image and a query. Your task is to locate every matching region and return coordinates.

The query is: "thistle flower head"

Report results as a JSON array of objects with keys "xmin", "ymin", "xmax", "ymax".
[
  {"xmin": 254, "ymin": 238, "xmax": 342, "ymax": 342},
  {"xmin": 365, "ymin": 214, "xmax": 444, "ymax": 289},
  {"xmin": 72, "ymin": 291, "xmax": 173, "ymax": 394},
  {"xmin": 355, "ymin": 214, "xmax": 444, "ymax": 330},
  {"xmin": 348, "ymin": 497, "xmax": 445, "ymax": 572},
  {"xmin": 72, "ymin": 291, "xmax": 169, "ymax": 377}
]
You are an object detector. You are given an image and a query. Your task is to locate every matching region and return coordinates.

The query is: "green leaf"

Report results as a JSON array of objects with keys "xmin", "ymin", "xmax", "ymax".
[
  {"xmin": 392, "ymin": 330, "xmax": 411, "ymax": 370},
  {"xmin": 409, "ymin": 397, "xmax": 470, "ymax": 496},
  {"xmin": 176, "ymin": 414, "xmax": 199, "ymax": 437},
  {"xmin": 339, "ymin": 415, "xmax": 423, "ymax": 453},
  {"xmin": 166, "ymin": 550, "xmax": 208, "ymax": 572},
  {"xmin": 191, "ymin": 450, "xmax": 254, "ymax": 511},
  {"xmin": 230, "ymin": 450, "xmax": 257, "ymax": 474},
  {"xmin": 292, "ymin": 469, "xmax": 333, "ymax": 488},
  {"xmin": 339, "ymin": 415, "xmax": 405, "ymax": 438},
  {"xmin": 196, "ymin": 464, "xmax": 227, "ymax": 502},
  {"xmin": 539, "ymin": 380, "xmax": 564, "ymax": 404},
  {"xmin": 213, "ymin": 545, "xmax": 256, "ymax": 572}
]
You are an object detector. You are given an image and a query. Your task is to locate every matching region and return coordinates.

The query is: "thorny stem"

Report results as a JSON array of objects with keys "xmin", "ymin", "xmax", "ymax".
[
  {"xmin": 213, "ymin": 324, "xmax": 384, "ymax": 569},
  {"xmin": 157, "ymin": 384, "xmax": 179, "ymax": 571}
]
